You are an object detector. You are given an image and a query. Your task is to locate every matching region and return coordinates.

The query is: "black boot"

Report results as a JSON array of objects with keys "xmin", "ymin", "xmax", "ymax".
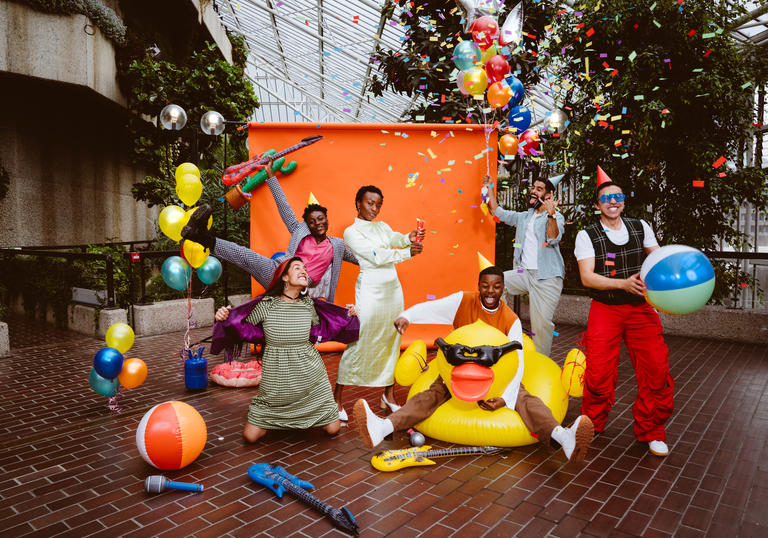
[{"xmin": 181, "ymin": 204, "xmax": 216, "ymax": 250}]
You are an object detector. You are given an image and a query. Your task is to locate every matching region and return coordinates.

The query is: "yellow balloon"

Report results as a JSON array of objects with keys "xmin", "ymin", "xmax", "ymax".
[
  {"xmin": 175, "ymin": 162, "xmax": 200, "ymax": 182},
  {"xmin": 185, "ymin": 206, "xmax": 213, "ymax": 230},
  {"xmin": 176, "ymin": 173, "xmax": 203, "ymax": 207},
  {"xmin": 561, "ymin": 348, "xmax": 586, "ymax": 397},
  {"xmin": 105, "ymin": 322, "xmax": 135, "ymax": 354},
  {"xmin": 462, "ymin": 67, "xmax": 488, "ymax": 96},
  {"xmin": 481, "ymin": 43, "xmax": 499, "ymax": 64},
  {"xmin": 182, "ymin": 240, "xmax": 209, "ymax": 269},
  {"xmin": 158, "ymin": 205, "xmax": 187, "ymax": 242}
]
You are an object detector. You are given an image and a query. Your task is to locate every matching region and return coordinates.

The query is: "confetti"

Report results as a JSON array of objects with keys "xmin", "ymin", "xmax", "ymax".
[
  {"xmin": 692, "ymin": 180, "xmax": 705, "ymax": 187},
  {"xmin": 712, "ymin": 156, "xmax": 726, "ymax": 169},
  {"xmin": 426, "ymin": 294, "xmax": 436, "ymax": 300}
]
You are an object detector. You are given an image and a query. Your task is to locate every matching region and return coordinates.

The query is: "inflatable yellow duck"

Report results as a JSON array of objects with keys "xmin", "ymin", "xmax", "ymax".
[{"xmin": 395, "ymin": 320, "xmax": 568, "ymax": 447}]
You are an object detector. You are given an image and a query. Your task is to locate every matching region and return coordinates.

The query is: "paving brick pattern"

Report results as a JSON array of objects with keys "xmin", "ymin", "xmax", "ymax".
[{"xmin": 1, "ymin": 313, "xmax": 767, "ymax": 537}]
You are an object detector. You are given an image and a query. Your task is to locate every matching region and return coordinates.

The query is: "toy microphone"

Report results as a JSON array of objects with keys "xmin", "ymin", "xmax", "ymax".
[
  {"xmin": 415, "ymin": 218, "xmax": 425, "ymax": 243},
  {"xmin": 144, "ymin": 475, "xmax": 204, "ymax": 493}
]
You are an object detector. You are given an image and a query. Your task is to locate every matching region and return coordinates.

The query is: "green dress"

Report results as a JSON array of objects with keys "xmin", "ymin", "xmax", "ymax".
[{"xmin": 245, "ymin": 296, "xmax": 338, "ymax": 429}]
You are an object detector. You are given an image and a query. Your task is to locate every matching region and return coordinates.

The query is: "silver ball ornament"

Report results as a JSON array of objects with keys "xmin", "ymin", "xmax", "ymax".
[{"xmin": 410, "ymin": 431, "xmax": 426, "ymax": 447}]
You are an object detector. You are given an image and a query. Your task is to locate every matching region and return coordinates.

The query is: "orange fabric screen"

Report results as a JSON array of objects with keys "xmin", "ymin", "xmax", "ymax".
[{"xmin": 247, "ymin": 122, "xmax": 497, "ymax": 349}]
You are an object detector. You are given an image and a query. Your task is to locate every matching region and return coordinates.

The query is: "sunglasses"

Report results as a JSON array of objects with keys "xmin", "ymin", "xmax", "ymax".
[
  {"xmin": 435, "ymin": 338, "xmax": 522, "ymax": 367},
  {"xmin": 599, "ymin": 193, "xmax": 626, "ymax": 203}
]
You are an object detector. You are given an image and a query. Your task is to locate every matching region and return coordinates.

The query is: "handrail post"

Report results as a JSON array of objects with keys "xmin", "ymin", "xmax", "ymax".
[
  {"xmin": 140, "ymin": 253, "xmax": 148, "ymax": 303},
  {"xmin": 105, "ymin": 254, "xmax": 115, "ymax": 307}
]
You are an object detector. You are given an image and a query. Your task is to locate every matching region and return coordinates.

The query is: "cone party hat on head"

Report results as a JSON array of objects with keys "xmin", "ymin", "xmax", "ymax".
[
  {"xmin": 307, "ymin": 192, "xmax": 320, "ymax": 206},
  {"xmin": 477, "ymin": 252, "xmax": 494, "ymax": 272},
  {"xmin": 548, "ymin": 174, "xmax": 564, "ymax": 189},
  {"xmin": 596, "ymin": 166, "xmax": 612, "ymax": 188}
]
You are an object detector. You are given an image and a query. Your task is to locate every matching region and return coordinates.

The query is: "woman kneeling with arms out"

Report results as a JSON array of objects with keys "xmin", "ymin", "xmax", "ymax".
[{"xmin": 215, "ymin": 257, "xmax": 355, "ymax": 442}]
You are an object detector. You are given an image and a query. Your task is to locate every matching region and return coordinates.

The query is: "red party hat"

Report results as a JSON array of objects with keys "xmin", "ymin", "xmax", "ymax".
[{"xmin": 596, "ymin": 165, "xmax": 613, "ymax": 188}]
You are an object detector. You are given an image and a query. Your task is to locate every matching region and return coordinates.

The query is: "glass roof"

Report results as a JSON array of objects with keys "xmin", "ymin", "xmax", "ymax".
[{"xmin": 213, "ymin": 0, "xmax": 768, "ymax": 126}]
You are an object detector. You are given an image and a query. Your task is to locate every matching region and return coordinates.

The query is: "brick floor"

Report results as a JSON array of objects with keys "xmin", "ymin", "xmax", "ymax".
[{"xmin": 1, "ymin": 313, "xmax": 767, "ymax": 537}]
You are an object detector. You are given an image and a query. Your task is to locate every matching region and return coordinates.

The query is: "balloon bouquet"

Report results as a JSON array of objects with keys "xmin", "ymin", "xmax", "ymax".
[
  {"xmin": 89, "ymin": 322, "xmax": 147, "ymax": 410},
  {"xmin": 157, "ymin": 163, "xmax": 223, "ymax": 292},
  {"xmin": 454, "ymin": 1, "xmax": 569, "ymax": 211}
]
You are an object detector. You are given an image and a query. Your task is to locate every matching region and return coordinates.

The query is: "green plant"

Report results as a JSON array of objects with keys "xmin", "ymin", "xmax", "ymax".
[
  {"xmin": 369, "ymin": 1, "xmax": 557, "ymax": 123},
  {"xmin": 13, "ymin": 0, "xmax": 126, "ymax": 45},
  {"xmin": 537, "ymin": 0, "xmax": 768, "ymax": 304}
]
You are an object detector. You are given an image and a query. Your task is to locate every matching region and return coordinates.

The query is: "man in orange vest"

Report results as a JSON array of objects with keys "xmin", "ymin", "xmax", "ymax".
[{"xmin": 353, "ymin": 266, "xmax": 593, "ymax": 463}]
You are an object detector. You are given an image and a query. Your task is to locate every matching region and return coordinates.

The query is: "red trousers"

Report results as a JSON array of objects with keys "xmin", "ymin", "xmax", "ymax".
[{"xmin": 581, "ymin": 300, "xmax": 673, "ymax": 442}]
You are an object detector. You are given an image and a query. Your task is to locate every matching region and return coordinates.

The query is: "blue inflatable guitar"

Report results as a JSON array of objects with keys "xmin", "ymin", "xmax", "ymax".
[{"xmin": 248, "ymin": 463, "xmax": 359, "ymax": 536}]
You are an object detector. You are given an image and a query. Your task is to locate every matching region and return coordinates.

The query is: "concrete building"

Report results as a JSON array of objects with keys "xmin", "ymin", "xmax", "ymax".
[{"xmin": 0, "ymin": 0, "xmax": 232, "ymax": 247}]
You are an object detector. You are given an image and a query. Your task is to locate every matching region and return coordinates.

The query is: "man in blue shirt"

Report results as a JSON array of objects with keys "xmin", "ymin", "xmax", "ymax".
[{"xmin": 483, "ymin": 174, "xmax": 565, "ymax": 357}]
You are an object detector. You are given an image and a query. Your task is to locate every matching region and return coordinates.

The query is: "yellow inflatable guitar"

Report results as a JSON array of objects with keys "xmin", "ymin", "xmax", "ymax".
[{"xmin": 371, "ymin": 445, "xmax": 507, "ymax": 472}]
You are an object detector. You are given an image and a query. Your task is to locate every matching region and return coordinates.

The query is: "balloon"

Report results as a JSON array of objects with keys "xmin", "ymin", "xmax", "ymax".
[
  {"xmin": 640, "ymin": 245, "xmax": 715, "ymax": 315},
  {"xmin": 547, "ymin": 108, "xmax": 569, "ymax": 133},
  {"xmin": 462, "ymin": 68, "xmax": 488, "ymax": 96},
  {"xmin": 453, "ymin": 40, "xmax": 482, "ymax": 71},
  {"xmin": 176, "ymin": 173, "xmax": 203, "ymax": 207},
  {"xmin": 181, "ymin": 240, "xmax": 209, "ymax": 269},
  {"xmin": 197, "ymin": 256, "xmax": 223, "ymax": 285},
  {"xmin": 158, "ymin": 205, "xmax": 187, "ymax": 242},
  {"xmin": 480, "ymin": 43, "xmax": 499, "ymax": 65},
  {"xmin": 487, "ymin": 81, "xmax": 513, "ymax": 108},
  {"xmin": 119, "ymin": 358, "xmax": 148, "ymax": 389},
  {"xmin": 518, "ymin": 129, "xmax": 541, "ymax": 155},
  {"xmin": 89, "ymin": 367, "xmax": 120, "ymax": 397},
  {"xmin": 105, "ymin": 322, "xmax": 134, "ymax": 354},
  {"xmin": 93, "ymin": 347, "xmax": 124, "ymax": 380},
  {"xmin": 507, "ymin": 105, "xmax": 532, "ymax": 133},
  {"xmin": 505, "ymin": 76, "xmax": 525, "ymax": 107},
  {"xmin": 161, "ymin": 256, "xmax": 192, "ymax": 291},
  {"xmin": 175, "ymin": 162, "xmax": 200, "ymax": 182},
  {"xmin": 498, "ymin": 134, "xmax": 519, "ymax": 157},
  {"xmin": 471, "ymin": 16, "xmax": 500, "ymax": 50},
  {"xmin": 185, "ymin": 206, "xmax": 213, "ymax": 230},
  {"xmin": 456, "ymin": 71, "xmax": 470, "ymax": 96},
  {"xmin": 270, "ymin": 251, "xmax": 286, "ymax": 260},
  {"xmin": 485, "ymin": 55, "xmax": 511, "ymax": 83},
  {"xmin": 499, "ymin": 1, "xmax": 524, "ymax": 47},
  {"xmin": 456, "ymin": 0, "xmax": 497, "ymax": 32}
]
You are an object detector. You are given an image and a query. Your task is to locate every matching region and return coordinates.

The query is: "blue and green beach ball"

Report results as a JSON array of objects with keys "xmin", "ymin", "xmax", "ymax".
[{"xmin": 640, "ymin": 245, "xmax": 715, "ymax": 315}]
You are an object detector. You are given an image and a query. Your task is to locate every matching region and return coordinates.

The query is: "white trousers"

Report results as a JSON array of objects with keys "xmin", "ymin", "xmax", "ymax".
[{"xmin": 503, "ymin": 269, "xmax": 563, "ymax": 357}]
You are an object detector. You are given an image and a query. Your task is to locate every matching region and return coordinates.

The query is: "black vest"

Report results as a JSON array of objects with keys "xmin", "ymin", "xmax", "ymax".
[{"xmin": 585, "ymin": 217, "xmax": 646, "ymax": 305}]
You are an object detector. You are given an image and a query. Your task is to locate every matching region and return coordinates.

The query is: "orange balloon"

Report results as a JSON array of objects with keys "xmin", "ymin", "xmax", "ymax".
[
  {"xmin": 119, "ymin": 358, "xmax": 148, "ymax": 389},
  {"xmin": 498, "ymin": 134, "xmax": 519, "ymax": 158},
  {"xmin": 487, "ymin": 81, "xmax": 512, "ymax": 108}
]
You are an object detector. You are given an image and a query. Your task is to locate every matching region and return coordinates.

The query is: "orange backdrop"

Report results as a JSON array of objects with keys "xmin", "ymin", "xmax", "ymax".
[{"xmin": 247, "ymin": 122, "xmax": 497, "ymax": 349}]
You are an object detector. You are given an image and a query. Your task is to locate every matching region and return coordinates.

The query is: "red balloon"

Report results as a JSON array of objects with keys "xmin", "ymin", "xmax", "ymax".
[
  {"xmin": 471, "ymin": 16, "xmax": 500, "ymax": 51},
  {"xmin": 519, "ymin": 130, "xmax": 541, "ymax": 155},
  {"xmin": 485, "ymin": 55, "xmax": 511, "ymax": 83}
]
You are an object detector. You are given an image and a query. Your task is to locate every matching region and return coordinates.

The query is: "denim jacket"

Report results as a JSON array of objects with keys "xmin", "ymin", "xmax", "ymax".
[{"xmin": 494, "ymin": 207, "xmax": 565, "ymax": 280}]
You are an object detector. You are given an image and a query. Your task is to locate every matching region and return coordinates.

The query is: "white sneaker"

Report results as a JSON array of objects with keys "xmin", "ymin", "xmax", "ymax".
[
  {"xmin": 649, "ymin": 440, "xmax": 669, "ymax": 456},
  {"xmin": 552, "ymin": 415, "xmax": 594, "ymax": 463},
  {"xmin": 353, "ymin": 399, "xmax": 393, "ymax": 449},
  {"xmin": 339, "ymin": 408, "xmax": 348, "ymax": 422}
]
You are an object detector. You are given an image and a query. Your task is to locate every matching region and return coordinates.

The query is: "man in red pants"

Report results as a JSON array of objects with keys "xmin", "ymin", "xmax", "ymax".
[{"xmin": 574, "ymin": 167, "xmax": 673, "ymax": 456}]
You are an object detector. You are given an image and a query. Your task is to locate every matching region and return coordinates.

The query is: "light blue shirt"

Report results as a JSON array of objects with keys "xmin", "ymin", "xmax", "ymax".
[{"xmin": 494, "ymin": 207, "xmax": 566, "ymax": 280}]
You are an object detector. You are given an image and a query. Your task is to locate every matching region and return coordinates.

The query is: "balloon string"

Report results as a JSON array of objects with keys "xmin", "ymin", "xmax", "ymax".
[
  {"xmin": 108, "ymin": 387, "xmax": 124, "ymax": 413},
  {"xmin": 184, "ymin": 280, "xmax": 192, "ymax": 351}
]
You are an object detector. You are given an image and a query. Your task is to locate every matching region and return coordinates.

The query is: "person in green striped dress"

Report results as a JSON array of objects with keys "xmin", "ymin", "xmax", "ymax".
[{"xmin": 215, "ymin": 257, "xmax": 355, "ymax": 443}]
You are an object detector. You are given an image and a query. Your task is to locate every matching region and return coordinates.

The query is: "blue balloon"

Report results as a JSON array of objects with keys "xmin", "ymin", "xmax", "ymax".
[
  {"xmin": 508, "ymin": 105, "xmax": 532, "ymax": 134},
  {"xmin": 453, "ymin": 40, "xmax": 482, "ymax": 71},
  {"xmin": 504, "ymin": 76, "xmax": 525, "ymax": 107},
  {"xmin": 197, "ymin": 256, "xmax": 223, "ymax": 285},
  {"xmin": 93, "ymin": 347, "xmax": 124, "ymax": 380},
  {"xmin": 89, "ymin": 367, "xmax": 120, "ymax": 397},
  {"xmin": 270, "ymin": 251, "xmax": 286, "ymax": 261},
  {"xmin": 161, "ymin": 256, "xmax": 192, "ymax": 291}
]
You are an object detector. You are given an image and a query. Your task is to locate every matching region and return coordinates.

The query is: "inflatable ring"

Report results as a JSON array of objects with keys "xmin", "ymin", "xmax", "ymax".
[
  {"xmin": 403, "ymin": 321, "xmax": 568, "ymax": 447},
  {"xmin": 210, "ymin": 360, "xmax": 262, "ymax": 387}
]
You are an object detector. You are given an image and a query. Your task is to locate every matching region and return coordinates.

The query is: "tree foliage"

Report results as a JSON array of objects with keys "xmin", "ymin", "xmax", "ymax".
[
  {"xmin": 369, "ymin": 0, "xmax": 558, "ymax": 123},
  {"xmin": 538, "ymin": 0, "xmax": 768, "ymax": 301}
]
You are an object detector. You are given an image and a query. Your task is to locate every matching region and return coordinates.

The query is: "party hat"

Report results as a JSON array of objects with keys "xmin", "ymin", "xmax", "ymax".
[
  {"xmin": 596, "ymin": 166, "xmax": 613, "ymax": 188},
  {"xmin": 307, "ymin": 192, "xmax": 320, "ymax": 206},
  {"xmin": 478, "ymin": 251, "xmax": 494, "ymax": 272}
]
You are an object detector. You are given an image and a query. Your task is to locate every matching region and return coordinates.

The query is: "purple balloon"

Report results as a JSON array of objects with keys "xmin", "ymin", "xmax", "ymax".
[{"xmin": 93, "ymin": 347, "xmax": 124, "ymax": 380}]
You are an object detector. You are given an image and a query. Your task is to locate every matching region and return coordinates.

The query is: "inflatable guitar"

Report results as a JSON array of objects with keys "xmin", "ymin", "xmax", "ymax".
[
  {"xmin": 371, "ymin": 445, "xmax": 507, "ymax": 472},
  {"xmin": 248, "ymin": 463, "xmax": 359, "ymax": 536},
  {"xmin": 222, "ymin": 135, "xmax": 323, "ymax": 185}
]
